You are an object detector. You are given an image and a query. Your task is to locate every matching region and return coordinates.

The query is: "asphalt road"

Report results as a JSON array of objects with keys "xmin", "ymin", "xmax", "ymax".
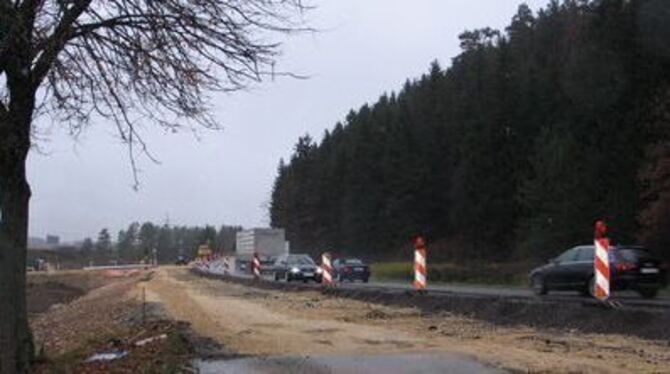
[
  {"xmin": 196, "ymin": 263, "xmax": 670, "ymax": 309},
  {"xmin": 344, "ymin": 280, "xmax": 670, "ymax": 309}
]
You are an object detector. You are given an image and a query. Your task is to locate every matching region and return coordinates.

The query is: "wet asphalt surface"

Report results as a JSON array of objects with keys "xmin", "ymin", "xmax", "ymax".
[
  {"xmin": 201, "ymin": 265, "xmax": 670, "ymax": 309},
  {"xmin": 196, "ymin": 353, "xmax": 505, "ymax": 374},
  {"xmin": 347, "ymin": 280, "xmax": 670, "ymax": 309}
]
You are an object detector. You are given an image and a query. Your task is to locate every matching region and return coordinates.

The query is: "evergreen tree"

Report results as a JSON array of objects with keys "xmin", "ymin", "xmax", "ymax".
[
  {"xmin": 270, "ymin": 0, "xmax": 670, "ymax": 262},
  {"xmin": 96, "ymin": 229, "xmax": 112, "ymax": 253}
]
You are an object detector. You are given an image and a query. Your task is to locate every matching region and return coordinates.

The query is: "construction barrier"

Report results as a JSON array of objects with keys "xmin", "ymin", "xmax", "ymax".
[
  {"xmin": 594, "ymin": 220, "xmax": 610, "ymax": 301},
  {"xmin": 252, "ymin": 252, "xmax": 261, "ymax": 280},
  {"xmin": 321, "ymin": 252, "xmax": 333, "ymax": 286},
  {"xmin": 413, "ymin": 236, "xmax": 427, "ymax": 291},
  {"xmin": 222, "ymin": 257, "xmax": 232, "ymax": 275}
]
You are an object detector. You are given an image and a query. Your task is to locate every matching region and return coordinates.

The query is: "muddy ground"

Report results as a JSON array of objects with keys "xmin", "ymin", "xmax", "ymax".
[
  {"xmin": 146, "ymin": 267, "xmax": 670, "ymax": 373},
  {"xmin": 27, "ymin": 270, "xmax": 195, "ymax": 372},
  {"xmin": 25, "ymin": 267, "xmax": 670, "ymax": 373},
  {"xmin": 27, "ymin": 271, "xmax": 113, "ymax": 314}
]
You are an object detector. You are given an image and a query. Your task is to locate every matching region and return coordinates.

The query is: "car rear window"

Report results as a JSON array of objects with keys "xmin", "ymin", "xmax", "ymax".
[
  {"xmin": 576, "ymin": 247, "xmax": 594, "ymax": 262},
  {"xmin": 344, "ymin": 259, "xmax": 363, "ymax": 264},
  {"xmin": 556, "ymin": 248, "xmax": 579, "ymax": 262},
  {"xmin": 616, "ymin": 248, "xmax": 652, "ymax": 262}
]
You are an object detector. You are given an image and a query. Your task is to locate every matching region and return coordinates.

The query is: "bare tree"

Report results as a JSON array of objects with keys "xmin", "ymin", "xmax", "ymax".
[{"xmin": 0, "ymin": 1, "xmax": 308, "ymax": 371}]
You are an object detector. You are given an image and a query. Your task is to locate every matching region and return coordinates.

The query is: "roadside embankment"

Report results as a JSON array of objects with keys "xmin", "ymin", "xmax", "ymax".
[
  {"xmin": 28, "ymin": 270, "xmax": 197, "ymax": 372},
  {"xmin": 172, "ymin": 267, "xmax": 670, "ymax": 372},
  {"xmin": 195, "ymin": 269, "xmax": 670, "ymax": 341}
]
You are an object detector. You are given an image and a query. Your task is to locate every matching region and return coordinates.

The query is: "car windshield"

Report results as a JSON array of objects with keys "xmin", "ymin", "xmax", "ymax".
[{"xmin": 287, "ymin": 255, "xmax": 315, "ymax": 265}]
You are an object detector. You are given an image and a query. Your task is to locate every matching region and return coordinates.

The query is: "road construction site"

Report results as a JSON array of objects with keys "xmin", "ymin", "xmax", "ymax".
[
  {"xmin": 28, "ymin": 266, "xmax": 670, "ymax": 373},
  {"xmin": 158, "ymin": 266, "xmax": 670, "ymax": 372}
]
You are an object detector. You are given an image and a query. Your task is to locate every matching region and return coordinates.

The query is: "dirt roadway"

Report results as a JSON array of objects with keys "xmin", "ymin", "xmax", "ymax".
[{"xmin": 145, "ymin": 267, "xmax": 670, "ymax": 373}]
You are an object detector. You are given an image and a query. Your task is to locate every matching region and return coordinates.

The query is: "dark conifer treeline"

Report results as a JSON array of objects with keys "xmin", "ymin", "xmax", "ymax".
[{"xmin": 270, "ymin": 0, "xmax": 670, "ymax": 262}]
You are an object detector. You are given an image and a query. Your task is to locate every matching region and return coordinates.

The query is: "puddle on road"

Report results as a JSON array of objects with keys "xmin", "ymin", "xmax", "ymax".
[{"xmin": 195, "ymin": 353, "xmax": 506, "ymax": 374}]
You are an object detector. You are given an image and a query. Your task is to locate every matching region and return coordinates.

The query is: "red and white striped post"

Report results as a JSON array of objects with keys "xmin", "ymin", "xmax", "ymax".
[
  {"xmin": 321, "ymin": 252, "xmax": 333, "ymax": 286},
  {"xmin": 252, "ymin": 252, "xmax": 261, "ymax": 280},
  {"xmin": 594, "ymin": 220, "xmax": 610, "ymax": 301},
  {"xmin": 413, "ymin": 236, "xmax": 427, "ymax": 291}
]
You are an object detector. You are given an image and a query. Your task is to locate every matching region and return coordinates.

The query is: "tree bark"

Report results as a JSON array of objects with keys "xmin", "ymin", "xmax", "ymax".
[{"xmin": 0, "ymin": 84, "xmax": 35, "ymax": 373}]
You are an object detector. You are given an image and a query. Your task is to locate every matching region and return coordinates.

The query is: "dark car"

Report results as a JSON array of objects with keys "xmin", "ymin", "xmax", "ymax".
[
  {"xmin": 175, "ymin": 255, "xmax": 189, "ymax": 266},
  {"xmin": 273, "ymin": 254, "xmax": 319, "ymax": 282},
  {"xmin": 529, "ymin": 245, "xmax": 668, "ymax": 298},
  {"xmin": 332, "ymin": 258, "xmax": 370, "ymax": 283}
]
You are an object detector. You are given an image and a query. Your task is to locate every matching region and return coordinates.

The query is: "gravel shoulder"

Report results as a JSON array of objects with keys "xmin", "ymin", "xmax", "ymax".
[{"xmin": 148, "ymin": 267, "xmax": 670, "ymax": 373}]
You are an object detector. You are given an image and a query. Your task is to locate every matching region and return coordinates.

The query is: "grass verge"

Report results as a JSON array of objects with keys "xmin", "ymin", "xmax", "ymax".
[{"xmin": 370, "ymin": 261, "xmax": 533, "ymax": 287}]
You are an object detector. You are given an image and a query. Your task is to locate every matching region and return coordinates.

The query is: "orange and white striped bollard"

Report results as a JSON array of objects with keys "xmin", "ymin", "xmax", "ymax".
[
  {"xmin": 321, "ymin": 252, "xmax": 333, "ymax": 286},
  {"xmin": 413, "ymin": 236, "xmax": 427, "ymax": 291},
  {"xmin": 252, "ymin": 252, "xmax": 261, "ymax": 280},
  {"xmin": 594, "ymin": 220, "xmax": 610, "ymax": 301}
]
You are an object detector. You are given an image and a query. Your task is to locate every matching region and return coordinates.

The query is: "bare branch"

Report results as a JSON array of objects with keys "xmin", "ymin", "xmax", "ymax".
[
  {"xmin": 0, "ymin": 0, "xmax": 309, "ymax": 184},
  {"xmin": 31, "ymin": 0, "xmax": 93, "ymax": 88},
  {"xmin": 9, "ymin": 0, "xmax": 309, "ymax": 184}
]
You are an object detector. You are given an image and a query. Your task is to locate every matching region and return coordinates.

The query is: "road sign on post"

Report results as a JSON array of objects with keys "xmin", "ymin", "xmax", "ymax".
[
  {"xmin": 594, "ymin": 220, "xmax": 610, "ymax": 301},
  {"xmin": 413, "ymin": 236, "xmax": 427, "ymax": 292},
  {"xmin": 252, "ymin": 252, "xmax": 261, "ymax": 280},
  {"xmin": 321, "ymin": 252, "xmax": 333, "ymax": 287}
]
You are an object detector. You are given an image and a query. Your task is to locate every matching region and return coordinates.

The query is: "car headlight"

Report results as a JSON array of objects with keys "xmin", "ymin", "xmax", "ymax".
[
  {"xmin": 290, "ymin": 267, "xmax": 300, "ymax": 273},
  {"xmin": 316, "ymin": 267, "xmax": 323, "ymax": 274}
]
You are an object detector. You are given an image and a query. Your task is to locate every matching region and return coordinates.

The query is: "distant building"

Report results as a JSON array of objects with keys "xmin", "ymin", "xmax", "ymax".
[
  {"xmin": 28, "ymin": 237, "xmax": 48, "ymax": 250},
  {"xmin": 28, "ymin": 235, "xmax": 62, "ymax": 250},
  {"xmin": 46, "ymin": 235, "xmax": 60, "ymax": 246}
]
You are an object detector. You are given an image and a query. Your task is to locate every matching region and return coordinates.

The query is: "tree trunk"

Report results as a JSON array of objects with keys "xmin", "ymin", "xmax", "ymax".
[{"xmin": 0, "ymin": 88, "xmax": 35, "ymax": 373}]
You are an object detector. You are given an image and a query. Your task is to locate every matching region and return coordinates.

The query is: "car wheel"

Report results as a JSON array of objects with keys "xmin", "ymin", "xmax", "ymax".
[
  {"xmin": 638, "ymin": 288, "xmax": 658, "ymax": 299},
  {"xmin": 531, "ymin": 275, "xmax": 547, "ymax": 295},
  {"xmin": 363, "ymin": 277, "xmax": 369, "ymax": 283}
]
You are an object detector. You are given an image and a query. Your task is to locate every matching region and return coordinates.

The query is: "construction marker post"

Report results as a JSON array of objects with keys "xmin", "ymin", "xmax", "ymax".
[
  {"xmin": 252, "ymin": 252, "xmax": 261, "ymax": 280},
  {"xmin": 413, "ymin": 236, "xmax": 427, "ymax": 292},
  {"xmin": 321, "ymin": 252, "xmax": 334, "ymax": 287},
  {"xmin": 594, "ymin": 220, "xmax": 611, "ymax": 301}
]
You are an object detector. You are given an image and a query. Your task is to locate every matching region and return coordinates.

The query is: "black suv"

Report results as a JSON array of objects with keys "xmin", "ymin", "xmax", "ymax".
[{"xmin": 530, "ymin": 245, "xmax": 667, "ymax": 298}]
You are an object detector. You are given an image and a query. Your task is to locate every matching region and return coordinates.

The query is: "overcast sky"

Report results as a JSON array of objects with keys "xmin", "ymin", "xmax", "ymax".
[{"xmin": 28, "ymin": 0, "xmax": 550, "ymax": 242}]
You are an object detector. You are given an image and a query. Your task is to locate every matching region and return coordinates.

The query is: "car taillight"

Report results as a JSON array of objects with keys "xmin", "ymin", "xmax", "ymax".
[
  {"xmin": 616, "ymin": 262, "xmax": 637, "ymax": 272},
  {"xmin": 343, "ymin": 266, "xmax": 352, "ymax": 273}
]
